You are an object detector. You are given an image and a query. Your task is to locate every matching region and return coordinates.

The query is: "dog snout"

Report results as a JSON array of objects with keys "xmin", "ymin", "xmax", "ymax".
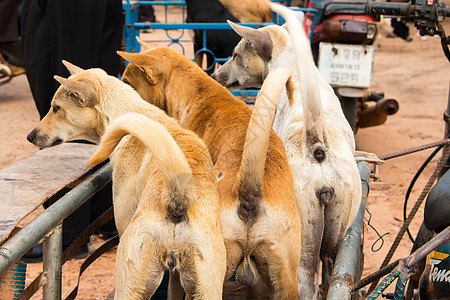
[
  {"xmin": 27, "ymin": 130, "xmax": 37, "ymax": 144},
  {"xmin": 316, "ymin": 187, "xmax": 334, "ymax": 205},
  {"xmin": 211, "ymin": 71, "xmax": 227, "ymax": 86},
  {"xmin": 26, "ymin": 129, "xmax": 56, "ymax": 148}
]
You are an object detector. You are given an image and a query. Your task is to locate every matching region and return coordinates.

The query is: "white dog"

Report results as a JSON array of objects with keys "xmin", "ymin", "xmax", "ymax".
[{"xmin": 212, "ymin": 3, "xmax": 361, "ymax": 298}]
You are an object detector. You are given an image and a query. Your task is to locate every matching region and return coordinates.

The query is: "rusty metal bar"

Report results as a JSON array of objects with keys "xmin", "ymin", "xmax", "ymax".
[
  {"xmin": 0, "ymin": 164, "xmax": 112, "ymax": 277},
  {"xmin": 354, "ymin": 225, "xmax": 449, "ymax": 298},
  {"xmin": 406, "ymin": 225, "xmax": 450, "ymax": 267},
  {"xmin": 365, "ymin": 266, "xmax": 402, "ymax": 300},
  {"xmin": 326, "ymin": 161, "xmax": 371, "ymax": 300},
  {"xmin": 351, "ymin": 259, "xmax": 400, "ymax": 293},
  {"xmin": 43, "ymin": 224, "xmax": 63, "ymax": 299}
]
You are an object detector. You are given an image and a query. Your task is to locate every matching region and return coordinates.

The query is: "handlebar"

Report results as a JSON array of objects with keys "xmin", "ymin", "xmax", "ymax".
[
  {"xmin": 364, "ymin": 1, "xmax": 414, "ymax": 17},
  {"xmin": 320, "ymin": 0, "xmax": 450, "ymax": 61},
  {"xmin": 365, "ymin": 0, "xmax": 450, "ymax": 61}
]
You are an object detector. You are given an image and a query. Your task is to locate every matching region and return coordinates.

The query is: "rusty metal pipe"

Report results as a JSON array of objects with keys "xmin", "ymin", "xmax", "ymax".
[
  {"xmin": 43, "ymin": 224, "xmax": 62, "ymax": 300},
  {"xmin": 358, "ymin": 98, "xmax": 399, "ymax": 128},
  {"xmin": 406, "ymin": 225, "xmax": 450, "ymax": 268}
]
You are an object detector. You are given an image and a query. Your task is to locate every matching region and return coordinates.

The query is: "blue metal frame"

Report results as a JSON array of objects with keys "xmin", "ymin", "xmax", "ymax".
[
  {"xmin": 122, "ymin": 1, "xmax": 318, "ymax": 98},
  {"xmin": 122, "ymin": 2, "xmax": 318, "ymax": 63}
]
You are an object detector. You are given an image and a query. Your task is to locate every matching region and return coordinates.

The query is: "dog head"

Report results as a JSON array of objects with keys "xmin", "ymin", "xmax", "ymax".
[
  {"xmin": 211, "ymin": 21, "xmax": 274, "ymax": 89},
  {"xmin": 212, "ymin": 21, "xmax": 295, "ymax": 103},
  {"xmin": 212, "ymin": 21, "xmax": 294, "ymax": 88},
  {"xmin": 118, "ymin": 49, "xmax": 168, "ymax": 110},
  {"xmin": 27, "ymin": 61, "xmax": 106, "ymax": 148}
]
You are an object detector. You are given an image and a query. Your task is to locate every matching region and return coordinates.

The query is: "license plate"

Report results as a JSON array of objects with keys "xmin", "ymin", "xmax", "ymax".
[{"xmin": 317, "ymin": 43, "xmax": 374, "ymax": 88}]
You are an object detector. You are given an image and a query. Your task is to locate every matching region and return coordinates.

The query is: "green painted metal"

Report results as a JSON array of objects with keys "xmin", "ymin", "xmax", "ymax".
[
  {"xmin": 393, "ymin": 271, "xmax": 409, "ymax": 300},
  {"xmin": 366, "ymin": 269, "xmax": 400, "ymax": 300}
]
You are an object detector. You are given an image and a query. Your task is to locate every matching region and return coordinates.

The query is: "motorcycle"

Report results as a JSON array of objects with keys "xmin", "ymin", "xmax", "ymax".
[{"xmin": 302, "ymin": 0, "xmax": 401, "ymax": 132}]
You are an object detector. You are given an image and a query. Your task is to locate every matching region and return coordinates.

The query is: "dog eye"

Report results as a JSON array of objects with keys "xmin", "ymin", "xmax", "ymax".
[
  {"xmin": 232, "ymin": 53, "xmax": 237, "ymax": 60},
  {"xmin": 53, "ymin": 105, "xmax": 60, "ymax": 113}
]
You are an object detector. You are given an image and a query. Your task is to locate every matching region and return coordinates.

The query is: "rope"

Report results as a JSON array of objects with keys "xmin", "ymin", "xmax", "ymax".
[
  {"xmin": 355, "ymin": 139, "xmax": 450, "ymax": 164},
  {"xmin": 366, "ymin": 153, "xmax": 449, "ymax": 294},
  {"xmin": 355, "ymin": 151, "xmax": 384, "ymax": 164},
  {"xmin": 379, "ymin": 138, "xmax": 450, "ymax": 161}
]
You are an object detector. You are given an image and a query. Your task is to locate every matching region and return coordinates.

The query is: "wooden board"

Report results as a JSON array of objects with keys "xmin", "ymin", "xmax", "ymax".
[{"xmin": 0, "ymin": 143, "xmax": 97, "ymax": 244}]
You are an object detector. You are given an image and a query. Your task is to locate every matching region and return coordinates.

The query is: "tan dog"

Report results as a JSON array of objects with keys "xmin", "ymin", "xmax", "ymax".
[
  {"xmin": 218, "ymin": 0, "xmax": 272, "ymax": 22},
  {"xmin": 213, "ymin": 3, "xmax": 361, "ymax": 299},
  {"xmin": 119, "ymin": 45, "xmax": 302, "ymax": 298},
  {"xmin": 27, "ymin": 63, "xmax": 226, "ymax": 299}
]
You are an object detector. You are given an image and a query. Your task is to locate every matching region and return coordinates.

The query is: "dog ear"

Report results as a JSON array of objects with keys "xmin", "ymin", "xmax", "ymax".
[
  {"xmin": 117, "ymin": 51, "xmax": 163, "ymax": 84},
  {"xmin": 54, "ymin": 75, "xmax": 97, "ymax": 107},
  {"xmin": 117, "ymin": 50, "xmax": 137, "ymax": 63},
  {"xmin": 227, "ymin": 20, "xmax": 273, "ymax": 62},
  {"xmin": 62, "ymin": 60, "xmax": 85, "ymax": 75},
  {"xmin": 136, "ymin": 36, "xmax": 157, "ymax": 52}
]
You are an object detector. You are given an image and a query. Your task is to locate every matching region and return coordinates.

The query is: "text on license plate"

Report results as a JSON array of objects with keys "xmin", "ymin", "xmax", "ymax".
[{"xmin": 317, "ymin": 43, "xmax": 374, "ymax": 88}]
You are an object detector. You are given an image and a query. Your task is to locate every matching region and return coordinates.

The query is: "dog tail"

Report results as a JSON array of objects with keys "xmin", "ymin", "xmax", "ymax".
[
  {"xmin": 88, "ymin": 113, "xmax": 196, "ymax": 220},
  {"xmin": 238, "ymin": 67, "xmax": 292, "ymax": 223},
  {"xmin": 269, "ymin": 2, "xmax": 325, "ymax": 143},
  {"xmin": 235, "ymin": 67, "xmax": 291, "ymax": 286}
]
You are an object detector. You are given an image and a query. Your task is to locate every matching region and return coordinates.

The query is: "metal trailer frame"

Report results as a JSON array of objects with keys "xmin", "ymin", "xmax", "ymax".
[
  {"xmin": 0, "ymin": 159, "xmax": 370, "ymax": 299},
  {"xmin": 0, "ymin": 164, "xmax": 112, "ymax": 299}
]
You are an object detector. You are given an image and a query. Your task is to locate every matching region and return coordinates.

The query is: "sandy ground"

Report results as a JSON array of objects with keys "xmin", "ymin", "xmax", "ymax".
[{"xmin": 1, "ymin": 7, "xmax": 450, "ymax": 299}]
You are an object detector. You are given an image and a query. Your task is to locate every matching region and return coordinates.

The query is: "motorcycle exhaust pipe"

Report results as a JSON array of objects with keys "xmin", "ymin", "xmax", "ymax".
[{"xmin": 357, "ymin": 98, "xmax": 399, "ymax": 128}]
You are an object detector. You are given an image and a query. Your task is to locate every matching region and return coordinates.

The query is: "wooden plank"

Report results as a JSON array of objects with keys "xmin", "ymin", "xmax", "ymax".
[{"xmin": 0, "ymin": 143, "xmax": 97, "ymax": 244}]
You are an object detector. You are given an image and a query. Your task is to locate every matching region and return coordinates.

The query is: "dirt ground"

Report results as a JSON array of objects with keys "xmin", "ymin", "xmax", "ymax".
[{"xmin": 1, "ymin": 8, "xmax": 450, "ymax": 299}]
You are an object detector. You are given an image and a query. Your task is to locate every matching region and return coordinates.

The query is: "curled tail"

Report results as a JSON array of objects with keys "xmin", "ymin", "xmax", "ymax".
[
  {"xmin": 269, "ymin": 2, "xmax": 325, "ymax": 143},
  {"xmin": 87, "ymin": 113, "xmax": 195, "ymax": 222},
  {"xmin": 238, "ymin": 67, "xmax": 292, "ymax": 224}
]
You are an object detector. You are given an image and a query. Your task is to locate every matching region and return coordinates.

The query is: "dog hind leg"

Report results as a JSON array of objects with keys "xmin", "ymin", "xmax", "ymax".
[
  {"xmin": 178, "ymin": 242, "xmax": 226, "ymax": 300},
  {"xmin": 320, "ymin": 204, "xmax": 348, "ymax": 298},
  {"xmin": 114, "ymin": 221, "xmax": 166, "ymax": 299},
  {"xmin": 297, "ymin": 222, "xmax": 323, "ymax": 299},
  {"xmin": 252, "ymin": 242, "xmax": 299, "ymax": 300},
  {"xmin": 296, "ymin": 189, "xmax": 324, "ymax": 299}
]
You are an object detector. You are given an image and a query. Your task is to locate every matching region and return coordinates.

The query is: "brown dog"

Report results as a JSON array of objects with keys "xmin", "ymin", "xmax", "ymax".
[
  {"xmin": 213, "ymin": 3, "xmax": 362, "ymax": 298},
  {"xmin": 27, "ymin": 62, "xmax": 226, "ymax": 299},
  {"xmin": 119, "ymin": 45, "xmax": 301, "ymax": 298}
]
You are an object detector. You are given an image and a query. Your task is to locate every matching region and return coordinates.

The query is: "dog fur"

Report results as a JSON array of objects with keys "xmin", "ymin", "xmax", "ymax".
[
  {"xmin": 218, "ymin": 0, "xmax": 272, "ymax": 23},
  {"xmin": 119, "ymin": 45, "xmax": 302, "ymax": 298},
  {"xmin": 27, "ymin": 63, "xmax": 226, "ymax": 299},
  {"xmin": 212, "ymin": 3, "xmax": 361, "ymax": 298}
]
